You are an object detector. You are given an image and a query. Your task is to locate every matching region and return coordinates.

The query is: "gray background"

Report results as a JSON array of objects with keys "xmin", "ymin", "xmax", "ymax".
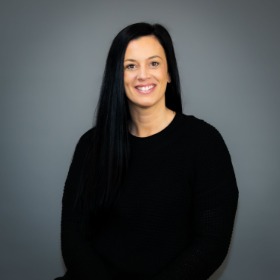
[{"xmin": 1, "ymin": 0, "xmax": 279, "ymax": 279}]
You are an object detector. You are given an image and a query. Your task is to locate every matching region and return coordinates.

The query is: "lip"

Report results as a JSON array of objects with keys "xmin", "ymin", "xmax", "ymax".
[{"xmin": 134, "ymin": 84, "xmax": 156, "ymax": 94}]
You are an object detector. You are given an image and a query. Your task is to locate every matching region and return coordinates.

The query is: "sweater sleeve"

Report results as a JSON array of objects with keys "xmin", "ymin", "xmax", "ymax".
[
  {"xmin": 59, "ymin": 131, "xmax": 115, "ymax": 280},
  {"xmin": 152, "ymin": 124, "xmax": 239, "ymax": 280}
]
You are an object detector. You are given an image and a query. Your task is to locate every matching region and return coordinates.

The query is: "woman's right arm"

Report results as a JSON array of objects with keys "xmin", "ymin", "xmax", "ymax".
[{"xmin": 59, "ymin": 131, "xmax": 114, "ymax": 280}]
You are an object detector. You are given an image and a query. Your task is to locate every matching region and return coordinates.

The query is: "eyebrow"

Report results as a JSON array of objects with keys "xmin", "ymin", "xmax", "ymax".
[{"xmin": 124, "ymin": 55, "xmax": 163, "ymax": 62}]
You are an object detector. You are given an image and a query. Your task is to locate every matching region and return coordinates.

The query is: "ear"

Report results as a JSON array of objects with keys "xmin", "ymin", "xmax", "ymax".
[{"xmin": 167, "ymin": 73, "xmax": 171, "ymax": 83}]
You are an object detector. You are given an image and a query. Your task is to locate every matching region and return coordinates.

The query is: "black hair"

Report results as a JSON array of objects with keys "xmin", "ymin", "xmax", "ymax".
[{"xmin": 79, "ymin": 22, "xmax": 182, "ymax": 216}]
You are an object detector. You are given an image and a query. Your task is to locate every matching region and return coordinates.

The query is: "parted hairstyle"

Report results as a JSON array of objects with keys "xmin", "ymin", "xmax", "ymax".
[{"xmin": 78, "ymin": 22, "xmax": 182, "ymax": 215}]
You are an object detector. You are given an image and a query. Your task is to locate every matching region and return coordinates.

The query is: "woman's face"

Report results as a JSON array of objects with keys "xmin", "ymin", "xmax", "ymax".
[{"xmin": 123, "ymin": 35, "xmax": 170, "ymax": 111}]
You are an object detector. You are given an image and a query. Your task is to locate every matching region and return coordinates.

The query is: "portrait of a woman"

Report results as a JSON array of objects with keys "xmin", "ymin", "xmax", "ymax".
[{"xmin": 55, "ymin": 22, "xmax": 239, "ymax": 280}]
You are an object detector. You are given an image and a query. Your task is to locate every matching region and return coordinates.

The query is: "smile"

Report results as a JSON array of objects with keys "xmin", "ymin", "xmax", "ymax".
[{"xmin": 135, "ymin": 84, "xmax": 156, "ymax": 94}]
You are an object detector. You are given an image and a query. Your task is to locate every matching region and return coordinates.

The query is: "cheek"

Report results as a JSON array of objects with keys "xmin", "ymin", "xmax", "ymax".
[
  {"xmin": 157, "ymin": 71, "xmax": 169, "ymax": 83},
  {"xmin": 124, "ymin": 74, "xmax": 133, "ymax": 94},
  {"xmin": 123, "ymin": 72, "xmax": 130, "ymax": 83},
  {"xmin": 124, "ymin": 72, "xmax": 137, "ymax": 86}
]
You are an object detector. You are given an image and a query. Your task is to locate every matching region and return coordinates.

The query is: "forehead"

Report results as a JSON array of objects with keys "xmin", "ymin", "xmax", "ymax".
[{"xmin": 124, "ymin": 35, "xmax": 166, "ymax": 59}]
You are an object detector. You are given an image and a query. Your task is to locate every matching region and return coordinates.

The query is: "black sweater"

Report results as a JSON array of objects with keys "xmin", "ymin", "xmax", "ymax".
[{"xmin": 57, "ymin": 114, "xmax": 239, "ymax": 280}]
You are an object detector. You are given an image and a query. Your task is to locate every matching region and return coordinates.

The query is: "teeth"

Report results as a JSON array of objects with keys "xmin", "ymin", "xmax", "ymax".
[{"xmin": 137, "ymin": 85, "xmax": 154, "ymax": 92}]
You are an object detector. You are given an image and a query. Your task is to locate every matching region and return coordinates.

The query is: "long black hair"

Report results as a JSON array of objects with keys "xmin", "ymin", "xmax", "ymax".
[{"xmin": 79, "ymin": 22, "xmax": 182, "ymax": 215}]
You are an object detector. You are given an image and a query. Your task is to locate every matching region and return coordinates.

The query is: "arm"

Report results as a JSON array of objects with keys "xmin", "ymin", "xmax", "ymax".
[
  {"xmin": 152, "ymin": 125, "xmax": 239, "ymax": 280},
  {"xmin": 60, "ymin": 131, "xmax": 115, "ymax": 280}
]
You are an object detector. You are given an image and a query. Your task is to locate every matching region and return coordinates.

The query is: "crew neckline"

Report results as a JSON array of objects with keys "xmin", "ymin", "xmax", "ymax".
[{"xmin": 129, "ymin": 112, "xmax": 180, "ymax": 142}]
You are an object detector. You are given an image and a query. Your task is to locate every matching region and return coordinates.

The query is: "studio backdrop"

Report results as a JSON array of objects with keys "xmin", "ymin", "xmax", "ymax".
[{"xmin": 1, "ymin": 1, "xmax": 279, "ymax": 279}]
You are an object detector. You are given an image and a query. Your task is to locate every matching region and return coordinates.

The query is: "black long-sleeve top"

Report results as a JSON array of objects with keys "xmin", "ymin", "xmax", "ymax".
[{"xmin": 56, "ymin": 113, "xmax": 239, "ymax": 280}]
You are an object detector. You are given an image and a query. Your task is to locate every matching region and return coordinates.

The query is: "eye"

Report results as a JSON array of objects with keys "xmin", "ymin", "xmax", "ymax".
[
  {"xmin": 125, "ymin": 64, "xmax": 137, "ymax": 70},
  {"xmin": 150, "ymin": 61, "xmax": 160, "ymax": 68}
]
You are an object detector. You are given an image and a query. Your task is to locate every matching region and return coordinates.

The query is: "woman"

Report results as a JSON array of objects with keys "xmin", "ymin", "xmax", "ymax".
[{"xmin": 55, "ymin": 22, "xmax": 238, "ymax": 280}]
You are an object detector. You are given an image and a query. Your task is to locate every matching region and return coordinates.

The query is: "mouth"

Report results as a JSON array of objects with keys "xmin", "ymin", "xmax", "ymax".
[{"xmin": 135, "ymin": 84, "xmax": 156, "ymax": 94}]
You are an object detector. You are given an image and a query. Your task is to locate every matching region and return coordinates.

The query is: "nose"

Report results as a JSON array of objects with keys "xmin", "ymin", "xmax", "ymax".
[{"xmin": 137, "ymin": 65, "xmax": 150, "ymax": 80}]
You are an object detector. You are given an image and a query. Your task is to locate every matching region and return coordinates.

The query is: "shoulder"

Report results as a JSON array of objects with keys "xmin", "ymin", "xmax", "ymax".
[
  {"xmin": 69, "ymin": 127, "xmax": 96, "ymax": 161},
  {"xmin": 177, "ymin": 113, "xmax": 224, "ymax": 143},
  {"xmin": 175, "ymin": 114, "xmax": 234, "ymax": 163},
  {"xmin": 63, "ymin": 128, "xmax": 95, "ymax": 186},
  {"xmin": 76, "ymin": 127, "xmax": 95, "ymax": 148}
]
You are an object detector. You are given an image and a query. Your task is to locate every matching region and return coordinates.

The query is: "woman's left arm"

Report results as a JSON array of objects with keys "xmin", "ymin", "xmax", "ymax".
[{"xmin": 152, "ymin": 125, "xmax": 239, "ymax": 280}]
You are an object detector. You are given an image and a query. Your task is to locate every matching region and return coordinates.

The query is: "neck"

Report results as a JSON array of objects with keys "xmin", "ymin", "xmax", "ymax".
[{"xmin": 129, "ymin": 106, "xmax": 175, "ymax": 137}]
